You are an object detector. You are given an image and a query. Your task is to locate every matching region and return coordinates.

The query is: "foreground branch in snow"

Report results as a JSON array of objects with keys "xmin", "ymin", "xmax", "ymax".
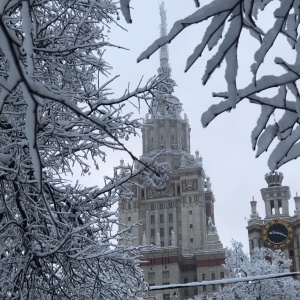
[
  {"xmin": 133, "ymin": 0, "xmax": 300, "ymax": 171},
  {"xmin": 0, "ymin": 1, "xmax": 168, "ymax": 299}
]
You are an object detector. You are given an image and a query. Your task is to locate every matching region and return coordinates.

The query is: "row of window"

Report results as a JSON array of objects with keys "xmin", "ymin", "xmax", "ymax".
[
  {"xmin": 150, "ymin": 213, "xmax": 173, "ymax": 224},
  {"xmin": 148, "ymin": 257, "xmax": 170, "ymax": 265},
  {"xmin": 202, "ymin": 272, "xmax": 225, "ymax": 280},
  {"xmin": 148, "ymin": 271, "xmax": 225, "ymax": 282},
  {"xmin": 150, "ymin": 227, "xmax": 173, "ymax": 237},
  {"xmin": 150, "ymin": 202, "xmax": 174, "ymax": 210},
  {"xmin": 126, "ymin": 202, "xmax": 138, "ymax": 209},
  {"xmin": 157, "ymin": 144, "xmax": 187, "ymax": 150},
  {"xmin": 150, "ymin": 134, "xmax": 178, "ymax": 142},
  {"xmin": 148, "ymin": 271, "xmax": 170, "ymax": 280}
]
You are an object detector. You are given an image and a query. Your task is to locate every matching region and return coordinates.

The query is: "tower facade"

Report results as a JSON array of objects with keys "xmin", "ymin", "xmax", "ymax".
[
  {"xmin": 119, "ymin": 4, "xmax": 226, "ymax": 299},
  {"xmin": 247, "ymin": 172, "xmax": 300, "ymax": 273}
]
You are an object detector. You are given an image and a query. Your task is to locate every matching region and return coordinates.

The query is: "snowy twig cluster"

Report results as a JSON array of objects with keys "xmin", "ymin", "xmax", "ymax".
[
  {"xmin": 0, "ymin": 1, "xmax": 167, "ymax": 299},
  {"xmin": 217, "ymin": 240, "xmax": 300, "ymax": 299},
  {"xmin": 120, "ymin": 0, "xmax": 300, "ymax": 171}
]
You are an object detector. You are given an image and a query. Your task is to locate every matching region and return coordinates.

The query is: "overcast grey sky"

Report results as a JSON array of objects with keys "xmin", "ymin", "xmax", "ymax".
[{"xmin": 75, "ymin": 1, "xmax": 300, "ymax": 251}]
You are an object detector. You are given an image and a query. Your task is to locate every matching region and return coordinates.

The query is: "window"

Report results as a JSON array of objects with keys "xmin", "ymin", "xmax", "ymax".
[
  {"xmin": 141, "ymin": 189, "xmax": 145, "ymax": 199},
  {"xmin": 194, "ymin": 288, "xmax": 198, "ymax": 295},
  {"xmin": 211, "ymin": 273, "xmax": 215, "ymax": 280},
  {"xmin": 270, "ymin": 200, "xmax": 275, "ymax": 215},
  {"xmin": 203, "ymin": 285, "xmax": 206, "ymax": 292},
  {"xmin": 212, "ymin": 285, "xmax": 216, "ymax": 291},
  {"xmin": 160, "ymin": 203, "xmax": 164, "ymax": 210},
  {"xmin": 128, "ymin": 217, "xmax": 131, "ymax": 221},
  {"xmin": 168, "ymin": 202, "xmax": 172, "ymax": 208},
  {"xmin": 148, "ymin": 272, "xmax": 155, "ymax": 280},
  {"xmin": 190, "ymin": 224, "xmax": 193, "ymax": 229},
  {"xmin": 202, "ymin": 273, "xmax": 206, "ymax": 280},
  {"xmin": 128, "ymin": 203, "xmax": 131, "ymax": 209},
  {"xmin": 169, "ymin": 227, "xmax": 173, "ymax": 236},
  {"xmin": 168, "ymin": 213, "xmax": 173, "ymax": 222},
  {"xmin": 194, "ymin": 276, "xmax": 197, "ymax": 282},
  {"xmin": 161, "ymin": 241, "xmax": 164, "ymax": 247},
  {"xmin": 189, "ymin": 196, "xmax": 192, "ymax": 203},
  {"xmin": 163, "ymin": 294, "xmax": 170, "ymax": 300},
  {"xmin": 177, "ymin": 184, "xmax": 180, "ymax": 194},
  {"xmin": 150, "ymin": 215, "xmax": 155, "ymax": 224},
  {"xmin": 162, "ymin": 271, "xmax": 170, "ymax": 279},
  {"xmin": 184, "ymin": 289, "xmax": 189, "ymax": 296},
  {"xmin": 220, "ymin": 272, "xmax": 224, "ymax": 279},
  {"xmin": 160, "ymin": 228, "xmax": 164, "ymax": 237},
  {"xmin": 150, "ymin": 204, "xmax": 155, "ymax": 210},
  {"xmin": 290, "ymin": 249, "xmax": 294, "ymax": 257},
  {"xmin": 160, "ymin": 214, "xmax": 164, "ymax": 223},
  {"xmin": 190, "ymin": 238, "xmax": 193, "ymax": 243},
  {"xmin": 151, "ymin": 228, "xmax": 155, "ymax": 237},
  {"xmin": 189, "ymin": 210, "xmax": 192, "ymax": 215},
  {"xmin": 184, "ymin": 278, "xmax": 188, "ymax": 283},
  {"xmin": 278, "ymin": 199, "xmax": 283, "ymax": 214}
]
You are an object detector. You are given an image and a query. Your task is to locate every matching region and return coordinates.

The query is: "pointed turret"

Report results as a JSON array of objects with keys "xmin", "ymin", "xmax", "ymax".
[
  {"xmin": 158, "ymin": 2, "xmax": 171, "ymax": 77},
  {"xmin": 150, "ymin": 3, "xmax": 181, "ymax": 117}
]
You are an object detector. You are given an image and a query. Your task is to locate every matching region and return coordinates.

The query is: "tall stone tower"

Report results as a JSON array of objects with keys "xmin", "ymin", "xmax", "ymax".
[
  {"xmin": 119, "ymin": 3, "xmax": 226, "ymax": 300},
  {"xmin": 247, "ymin": 172, "xmax": 300, "ymax": 273}
]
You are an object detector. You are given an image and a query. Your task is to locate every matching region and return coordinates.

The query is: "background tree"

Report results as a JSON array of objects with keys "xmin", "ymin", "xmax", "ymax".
[
  {"xmin": 217, "ymin": 240, "xmax": 300, "ymax": 299},
  {"xmin": 0, "ymin": 0, "xmax": 167, "ymax": 299},
  {"xmin": 120, "ymin": 0, "xmax": 300, "ymax": 171}
]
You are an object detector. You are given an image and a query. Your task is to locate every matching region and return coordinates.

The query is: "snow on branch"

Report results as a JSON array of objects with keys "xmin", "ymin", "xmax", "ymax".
[
  {"xmin": 0, "ymin": 1, "xmax": 167, "ymax": 299},
  {"xmin": 139, "ymin": 0, "xmax": 300, "ymax": 170}
]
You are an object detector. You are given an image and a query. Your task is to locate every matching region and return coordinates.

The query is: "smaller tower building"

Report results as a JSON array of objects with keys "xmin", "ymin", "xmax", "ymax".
[{"xmin": 247, "ymin": 172, "xmax": 300, "ymax": 272}]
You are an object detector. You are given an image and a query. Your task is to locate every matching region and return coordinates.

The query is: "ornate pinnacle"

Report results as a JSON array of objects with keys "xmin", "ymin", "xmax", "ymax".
[
  {"xmin": 159, "ymin": 2, "xmax": 169, "ymax": 67},
  {"xmin": 159, "ymin": 2, "xmax": 167, "ymax": 37}
]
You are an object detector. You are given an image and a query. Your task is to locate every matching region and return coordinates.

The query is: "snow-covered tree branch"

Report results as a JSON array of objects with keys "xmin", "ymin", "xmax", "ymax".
[
  {"xmin": 217, "ymin": 241, "xmax": 300, "ymax": 299},
  {"xmin": 126, "ymin": 0, "xmax": 300, "ymax": 171},
  {"xmin": 0, "ymin": 1, "xmax": 168, "ymax": 299}
]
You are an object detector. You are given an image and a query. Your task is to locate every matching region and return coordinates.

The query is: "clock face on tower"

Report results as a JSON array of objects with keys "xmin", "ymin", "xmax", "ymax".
[{"xmin": 262, "ymin": 219, "xmax": 293, "ymax": 249}]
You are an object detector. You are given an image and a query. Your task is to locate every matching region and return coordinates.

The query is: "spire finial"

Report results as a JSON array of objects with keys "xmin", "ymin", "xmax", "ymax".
[
  {"xmin": 154, "ymin": 2, "xmax": 176, "ymax": 95},
  {"xmin": 159, "ymin": 2, "xmax": 167, "ymax": 38},
  {"xmin": 159, "ymin": 2, "xmax": 168, "ymax": 63}
]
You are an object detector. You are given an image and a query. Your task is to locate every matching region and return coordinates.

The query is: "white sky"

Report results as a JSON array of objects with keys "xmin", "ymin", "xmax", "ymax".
[{"xmin": 74, "ymin": 1, "xmax": 300, "ymax": 251}]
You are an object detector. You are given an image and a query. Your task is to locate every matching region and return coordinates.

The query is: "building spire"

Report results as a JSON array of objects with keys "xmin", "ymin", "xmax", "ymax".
[
  {"xmin": 148, "ymin": 2, "xmax": 180, "ymax": 117},
  {"xmin": 159, "ymin": 2, "xmax": 169, "ymax": 65},
  {"xmin": 157, "ymin": 2, "xmax": 173, "ymax": 81}
]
